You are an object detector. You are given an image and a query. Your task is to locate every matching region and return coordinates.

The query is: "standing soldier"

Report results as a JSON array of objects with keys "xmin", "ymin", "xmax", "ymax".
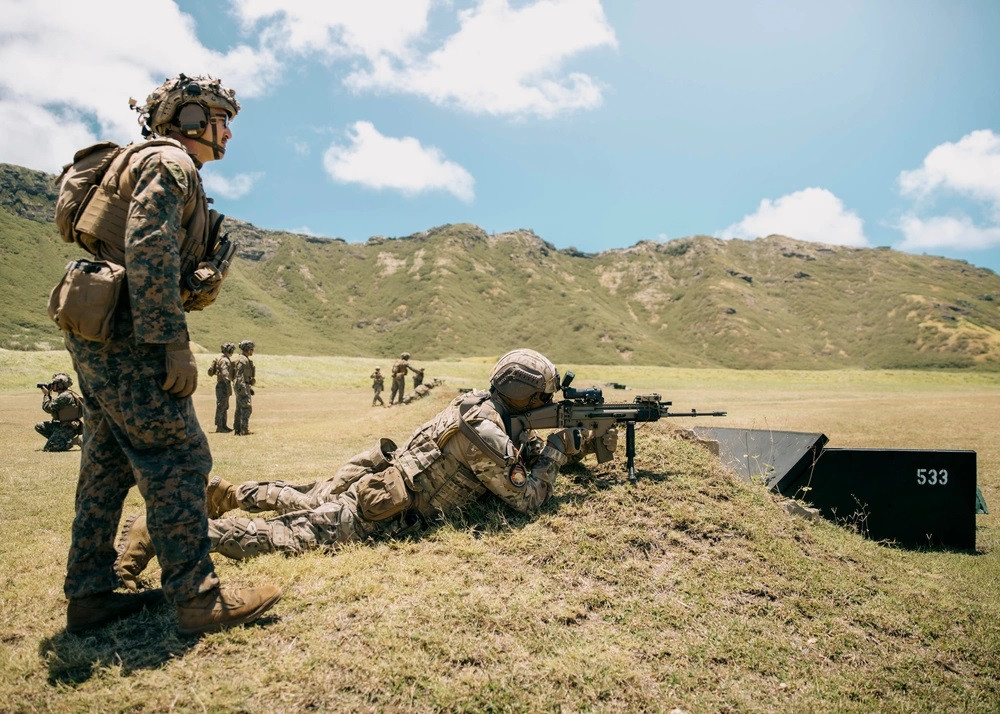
[
  {"xmin": 388, "ymin": 352, "xmax": 413, "ymax": 406},
  {"xmin": 233, "ymin": 339, "xmax": 256, "ymax": 435},
  {"xmin": 51, "ymin": 74, "xmax": 279, "ymax": 634},
  {"xmin": 208, "ymin": 342, "xmax": 235, "ymax": 432},
  {"xmin": 35, "ymin": 372, "xmax": 84, "ymax": 451},
  {"xmin": 371, "ymin": 367, "xmax": 385, "ymax": 407}
]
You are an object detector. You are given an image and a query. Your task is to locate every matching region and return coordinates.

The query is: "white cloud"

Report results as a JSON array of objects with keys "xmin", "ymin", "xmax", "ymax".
[
  {"xmin": 718, "ymin": 187, "xmax": 869, "ymax": 247},
  {"xmin": 894, "ymin": 130, "xmax": 1000, "ymax": 252},
  {"xmin": 323, "ymin": 121, "xmax": 474, "ymax": 202},
  {"xmin": 231, "ymin": 0, "xmax": 431, "ymax": 60},
  {"xmin": 0, "ymin": 0, "xmax": 277, "ymax": 170},
  {"xmin": 0, "ymin": 100, "xmax": 99, "ymax": 172},
  {"xmin": 899, "ymin": 130, "xmax": 1000, "ymax": 211},
  {"xmin": 345, "ymin": 0, "xmax": 618, "ymax": 117},
  {"xmin": 201, "ymin": 170, "xmax": 264, "ymax": 200},
  {"xmin": 897, "ymin": 215, "xmax": 1000, "ymax": 251}
]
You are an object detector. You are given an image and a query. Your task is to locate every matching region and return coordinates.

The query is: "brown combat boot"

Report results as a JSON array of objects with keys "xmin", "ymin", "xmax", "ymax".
[
  {"xmin": 175, "ymin": 585, "xmax": 282, "ymax": 635},
  {"xmin": 66, "ymin": 589, "xmax": 165, "ymax": 633},
  {"xmin": 206, "ymin": 476, "xmax": 239, "ymax": 518},
  {"xmin": 114, "ymin": 513, "xmax": 155, "ymax": 591}
]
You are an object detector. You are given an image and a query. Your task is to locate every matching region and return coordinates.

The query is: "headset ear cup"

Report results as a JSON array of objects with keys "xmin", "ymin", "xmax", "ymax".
[{"xmin": 176, "ymin": 103, "xmax": 209, "ymax": 137}]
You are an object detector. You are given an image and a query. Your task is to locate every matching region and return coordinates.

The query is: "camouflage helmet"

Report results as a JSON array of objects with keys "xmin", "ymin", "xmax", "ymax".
[
  {"xmin": 401, "ymin": 352, "xmax": 411, "ymax": 360},
  {"xmin": 133, "ymin": 74, "xmax": 239, "ymax": 138},
  {"xmin": 221, "ymin": 342, "xmax": 235, "ymax": 354},
  {"xmin": 489, "ymin": 349, "xmax": 559, "ymax": 406},
  {"xmin": 239, "ymin": 340, "xmax": 255, "ymax": 352},
  {"xmin": 50, "ymin": 372, "xmax": 73, "ymax": 389}
]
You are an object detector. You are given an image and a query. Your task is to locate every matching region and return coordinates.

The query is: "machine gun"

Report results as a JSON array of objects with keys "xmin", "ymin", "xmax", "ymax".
[{"xmin": 510, "ymin": 372, "xmax": 727, "ymax": 482}]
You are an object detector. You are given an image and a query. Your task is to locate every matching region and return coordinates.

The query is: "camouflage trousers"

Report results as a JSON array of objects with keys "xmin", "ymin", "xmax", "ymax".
[
  {"xmin": 35, "ymin": 420, "xmax": 80, "ymax": 452},
  {"xmin": 389, "ymin": 376, "xmax": 405, "ymax": 404},
  {"xmin": 208, "ymin": 438, "xmax": 403, "ymax": 558},
  {"xmin": 372, "ymin": 387, "xmax": 384, "ymax": 406},
  {"xmin": 215, "ymin": 382, "xmax": 233, "ymax": 429},
  {"xmin": 63, "ymin": 329, "xmax": 218, "ymax": 603},
  {"xmin": 234, "ymin": 388, "xmax": 252, "ymax": 434},
  {"xmin": 214, "ymin": 381, "xmax": 232, "ymax": 430}
]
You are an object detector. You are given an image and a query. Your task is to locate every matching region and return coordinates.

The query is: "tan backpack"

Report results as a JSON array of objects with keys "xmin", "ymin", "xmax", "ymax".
[{"xmin": 53, "ymin": 139, "xmax": 177, "ymax": 254}]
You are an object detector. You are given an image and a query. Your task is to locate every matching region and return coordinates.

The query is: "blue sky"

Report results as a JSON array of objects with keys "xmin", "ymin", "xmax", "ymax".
[{"xmin": 2, "ymin": 0, "xmax": 999, "ymax": 273}]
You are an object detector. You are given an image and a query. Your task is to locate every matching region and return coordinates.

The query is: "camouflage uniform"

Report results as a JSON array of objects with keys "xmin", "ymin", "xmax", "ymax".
[
  {"xmin": 371, "ymin": 369, "xmax": 385, "ymax": 407},
  {"xmin": 208, "ymin": 347, "xmax": 234, "ymax": 431},
  {"xmin": 206, "ymin": 390, "xmax": 568, "ymax": 559},
  {"xmin": 413, "ymin": 368, "xmax": 424, "ymax": 389},
  {"xmin": 233, "ymin": 347, "xmax": 255, "ymax": 435},
  {"xmin": 35, "ymin": 385, "xmax": 83, "ymax": 452},
  {"xmin": 62, "ymin": 138, "xmax": 221, "ymax": 604},
  {"xmin": 389, "ymin": 354, "xmax": 412, "ymax": 405}
]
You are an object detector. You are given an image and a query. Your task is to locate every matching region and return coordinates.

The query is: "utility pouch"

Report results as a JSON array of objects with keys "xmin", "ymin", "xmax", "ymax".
[
  {"xmin": 181, "ymin": 262, "xmax": 224, "ymax": 311},
  {"xmin": 47, "ymin": 259, "xmax": 126, "ymax": 342},
  {"xmin": 356, "ymin": 466, "xmax": 413, "ymax": 522}
]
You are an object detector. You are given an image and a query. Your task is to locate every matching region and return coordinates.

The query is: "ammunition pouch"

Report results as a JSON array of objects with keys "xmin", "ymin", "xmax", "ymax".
[
  {"xmin": 47, "ymin": 259, "xmax": 126, "ymax": 342},
  {"xmin": 181, "ymin": 262, "xmax": 224, "ymax": 311},
  {"xmin": 356, "ymin": 466, "xmax": 413, "ymax": 522}
]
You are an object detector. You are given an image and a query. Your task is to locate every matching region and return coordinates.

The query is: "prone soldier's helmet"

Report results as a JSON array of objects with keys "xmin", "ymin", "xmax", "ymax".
[
  {"xmin": 401, "ymin": 352, "xmax": 411, "ymax": 360},
  {"xmin": 132, "ymin": 74, "xmax": 239, "ymax": 158},
  {"xmin": 221, "ymin": 342, "xmax": 235, "ymax": 354},
  {"xmin": 50, "ymin": 373, "xmax": 73, "ymax": 390},
  {"xmin": 239, "ymin": 340, "xmax": 255, "ymax": 352},
  {"xmin": 489, "ymin": 349, "xmax": 560, "ymax": 412}
]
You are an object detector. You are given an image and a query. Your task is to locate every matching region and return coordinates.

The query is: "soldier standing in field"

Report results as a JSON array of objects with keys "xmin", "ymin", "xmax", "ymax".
[
  {"xmin": 53, "ymin": 74, "xmax": 279, "ymax": 634},
  {"xmin": 35, "ymin": 372, "xmax": 84, "ymax": 451},
  {"xmin": 208, "ymin": 342, "xmax": 235, "ymax": 432},
  {"xmin": 233, "ymin": 339, "xmax": 256, "ymax": 435},
  {"xmin": 371, "ymin": 367, "xmax": 385, "ymax": 407},
  {"xmin": 388, "ymin": 351, "xmax": 414, "ymax": 406}
]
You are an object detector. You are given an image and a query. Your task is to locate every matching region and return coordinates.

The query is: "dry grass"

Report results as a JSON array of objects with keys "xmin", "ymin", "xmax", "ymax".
[{"xmin": 0, "ymin": 353, "xmax": 997, "ymax": 712}]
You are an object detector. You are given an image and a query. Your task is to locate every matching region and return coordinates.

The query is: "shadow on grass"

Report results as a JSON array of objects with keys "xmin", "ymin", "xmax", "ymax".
[{"xmin": 38, "ymin": 604, "xmax": 280, "ymax": 685}]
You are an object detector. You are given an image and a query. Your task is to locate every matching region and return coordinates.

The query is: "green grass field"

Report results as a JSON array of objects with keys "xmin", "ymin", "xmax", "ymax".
[{"xmin": 1, "ymin": 351, "xmax": 997, "ymax": 712}]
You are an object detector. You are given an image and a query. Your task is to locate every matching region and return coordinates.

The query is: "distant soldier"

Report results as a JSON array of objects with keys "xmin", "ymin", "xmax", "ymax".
[
  {"xmin": 233, "ymin": 340, "xmax": 256, "ymax": 435},
  {"xmin": 371, "ymin": 367, "xmax": 385, "ymax": 407},
  {"xmin": 412, "ymin": 367, "xmax": 425, "ymax": 389},
  {"xmin": 207, "ymin": 342, "xmax": 235, "ymax": 432},
  {"xmin": 389, "ymin": 352, "xmax": 414, "ymax": 405},
  {"xmin": 35, "ymin": 373, "xmax": 83, "ymax": 451}
]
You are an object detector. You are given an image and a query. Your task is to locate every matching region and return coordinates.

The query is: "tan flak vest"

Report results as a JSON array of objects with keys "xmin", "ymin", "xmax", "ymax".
[
  {"xmin": 395, "ymin": 391, "xmax": 514, "ymax": 518},
  {"xmin": 76, "ymin": 139, "xmax": 212, "ymax": 281}
]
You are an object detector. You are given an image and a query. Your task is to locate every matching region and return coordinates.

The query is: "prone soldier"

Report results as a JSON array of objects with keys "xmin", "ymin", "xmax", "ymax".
[{"xmin": 115, "ymin": 349, "xmax": 618, "ymax": 576}]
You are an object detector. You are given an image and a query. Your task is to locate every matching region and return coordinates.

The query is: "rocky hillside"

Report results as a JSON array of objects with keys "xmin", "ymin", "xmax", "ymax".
[{"xmin": 3, "ymin": 162, "xmax": 999, "ymax": 369}]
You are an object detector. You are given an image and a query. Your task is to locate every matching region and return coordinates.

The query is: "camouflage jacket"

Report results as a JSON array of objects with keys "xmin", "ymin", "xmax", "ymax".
[
  {"xmin": 209, "ymin": 354, "xmax": 233, "ymax": 383},
  {"xmin": 233, "ymin": 354, "xmax": 255, "ymax": 393},
  {"xmin": 395, "ymin": 390, "xmax": 566, "ymax": 518},
  {"xmin": 101, "ymin": 139, "xmax": 210, "ymax": 344}
]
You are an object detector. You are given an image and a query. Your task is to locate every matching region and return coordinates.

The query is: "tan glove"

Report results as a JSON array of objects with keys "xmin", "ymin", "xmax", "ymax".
[
  {"xmin": 547, "ymin": 428, "xmax": 583, "ymax": 457},
  {"xmin": 162, "ymin": 342, "xmax": 198, "ymax": 398},
  {"xmin": 598, "ymin": 426, "xmax": 618, "ymax": 454}
]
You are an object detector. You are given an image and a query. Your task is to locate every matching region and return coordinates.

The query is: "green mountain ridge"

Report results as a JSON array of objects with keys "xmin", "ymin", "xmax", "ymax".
[{"xmin": 3, "ymin": 161, "xmax": 999, "ymax": 368}]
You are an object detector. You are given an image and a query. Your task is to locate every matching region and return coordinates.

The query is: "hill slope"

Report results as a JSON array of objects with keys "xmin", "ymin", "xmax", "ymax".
[{"xmin": 3, "ymin": 161, "xmax": 999, "ymax": 368}]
